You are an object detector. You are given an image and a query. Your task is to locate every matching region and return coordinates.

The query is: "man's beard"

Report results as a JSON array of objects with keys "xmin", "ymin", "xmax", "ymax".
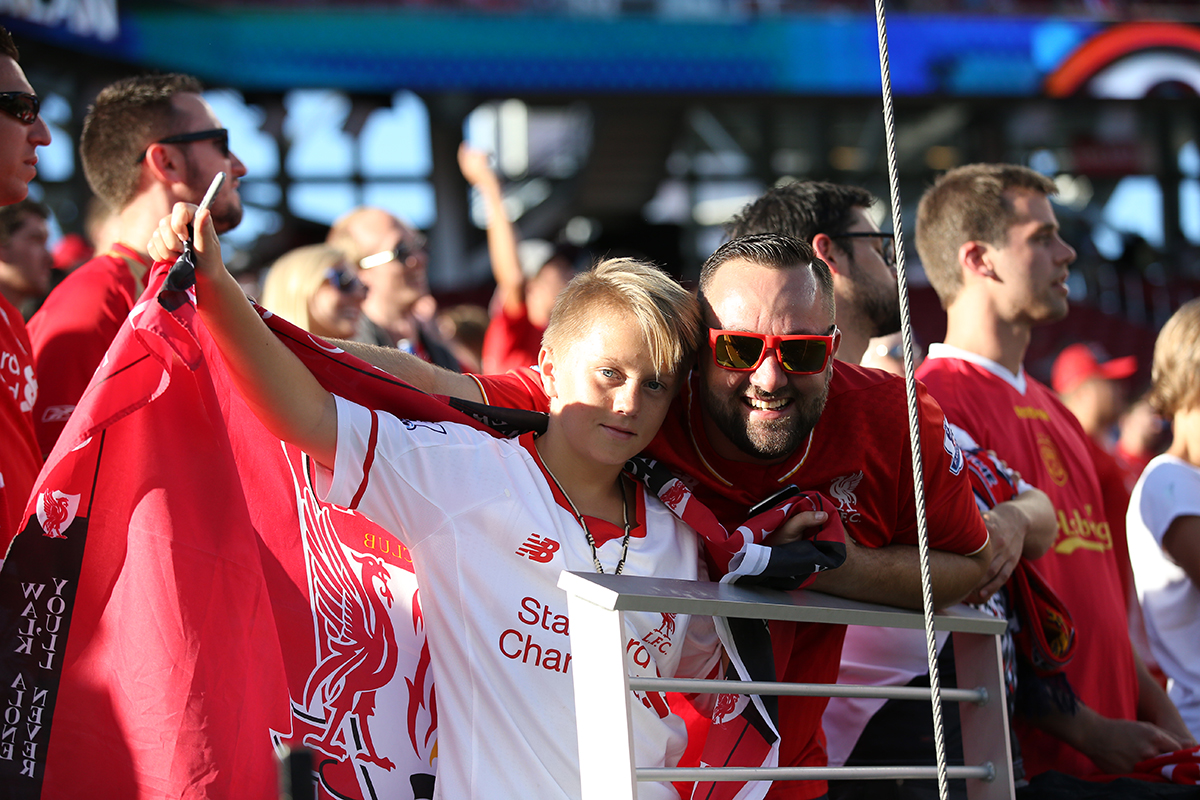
[
  {"xmin": 854, "ymin": 262, "xmax": 901, "ymax": 338},
  {"xmin": 864, "ymin": 289, "xmax": 902, "ymax": 338},
  {"xmin": 702, "ymin": 379, "xmax": 830, "ymax": 461},
  {"xmin": 185, "ymin": 158, "xmax": 243, "ymax": 232},
  {"xmin": 209, "ymin": 196, "xmax": 244, "ymax": 233}
]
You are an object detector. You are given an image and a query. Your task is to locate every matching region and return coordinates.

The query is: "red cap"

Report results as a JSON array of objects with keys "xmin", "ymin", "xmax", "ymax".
[
  {"xmin": 1051, "ymin": 343, "xmax": 1137, "ymax": 395},
  {"xmin": 52, "ymin": 233, "xmax": 93, "ymax": 271}
]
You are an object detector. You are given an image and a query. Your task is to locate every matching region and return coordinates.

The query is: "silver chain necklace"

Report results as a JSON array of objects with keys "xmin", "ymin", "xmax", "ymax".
[{"xmin": 541, "ymin": 461, "xmax": 633, "ymax": 575}]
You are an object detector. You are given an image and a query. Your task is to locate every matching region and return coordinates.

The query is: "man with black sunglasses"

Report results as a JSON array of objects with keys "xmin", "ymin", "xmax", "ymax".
[
  {"xmin": 727, "ymin": 181, "xmax": 901, "ymax": 365},
  {"xmin": 340, "ymin": 232, "xmax": 993, "ymax": 800},
  {"xmin": 27, "ymin": 73, "xmax": 246, "ymax": 456},
  {"xmin": 0, "ymin": 25, "xmax": 51, "ymax": 556}
]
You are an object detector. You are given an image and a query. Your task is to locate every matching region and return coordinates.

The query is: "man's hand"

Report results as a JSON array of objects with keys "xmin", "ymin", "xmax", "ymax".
[
  {"xmin": 148, "ymin": 202, "xmax": 222, "ymax": 279},
  {"xmin": 1078, "ymin": 717, "xmax": 1183, "ymax": 775},
  {"xmin": 964, "ymin": 488, "xmax": 1057, "ymax": 605},
  {"xmin": 457, "ymin": 144, "xmax": 499, "ymax": 191},
  {"xmin": 964, "ymin": 503, "xmax": 1026, "ymax": 604},
  {"xmin": 762, "ymin": 509, "xmax": 829, "ymax": 547}
]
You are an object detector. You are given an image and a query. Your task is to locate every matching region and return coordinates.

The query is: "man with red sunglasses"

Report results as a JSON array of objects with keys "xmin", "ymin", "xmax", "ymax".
[
  {"xmin": 726, "ymin": 181, "xmax": 899, "ymax": 366},
  {"xmin": 0, "ymin": 25, "xmax": 51, "ymax": 556},
  {"xmin": 344, "ymin": 232, "xmax": 992, "ymax": 799},
  {"xmin": 26, "ymin": 73, "xmax": 247, "ymax": 457}
]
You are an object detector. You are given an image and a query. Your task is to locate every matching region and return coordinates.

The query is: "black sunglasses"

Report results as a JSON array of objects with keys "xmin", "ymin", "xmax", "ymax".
[
  {"xmin": 359, "ymin": 232, "xmax": 428, "ymax": 270},
  {"xmin": 136, "ymin": 128, "xmax": 230, "ymax": 164},
  {"xmin": 326, "ymin": 266, "xmax": 364, "ymax": 295},
  {"xmin": 833, "ymin": 231, "xmax": 896, "ymax": 268},
  {"xmin": 0, "ymin": 92, "xmax": 40, "ymax": 125}
]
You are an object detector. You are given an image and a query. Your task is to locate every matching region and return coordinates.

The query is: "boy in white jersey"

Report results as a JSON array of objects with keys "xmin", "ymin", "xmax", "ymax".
[{"xmin": 149, "ymin": 201, "xmax": 720, "ymax": 799}]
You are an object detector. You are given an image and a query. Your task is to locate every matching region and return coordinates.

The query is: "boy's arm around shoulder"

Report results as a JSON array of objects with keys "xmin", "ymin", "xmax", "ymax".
[{"xmin": 149, "ymin": 202, "xmax": 338, "ymax": 468}]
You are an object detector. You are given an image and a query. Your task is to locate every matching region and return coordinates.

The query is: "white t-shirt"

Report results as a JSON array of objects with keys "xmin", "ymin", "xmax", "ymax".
[
  {"xmin": 1127, "ymin": 454, "xmax": 1200, "ymax": 739},
  {"xmin": 318, "ymin": 395, "xmax": 720, "ymax": 800}
]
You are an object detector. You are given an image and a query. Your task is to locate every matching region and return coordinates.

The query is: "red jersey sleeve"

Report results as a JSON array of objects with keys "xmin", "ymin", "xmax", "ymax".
[
  {"xmin": 911, "ymin": 380, "xmax": 990, "ymax": 556},
  {"xmin": 472, "ymin": 366, "xmax": 550, "ymax": 412}
]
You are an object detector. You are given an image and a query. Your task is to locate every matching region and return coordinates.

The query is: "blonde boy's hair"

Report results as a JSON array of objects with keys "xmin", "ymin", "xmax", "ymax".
[
  {"xmin": 541, "ymin": 257, "xmax": 700, "ymax": 378},
  {"xmin": 1150, "ymin": 297, "xmax": 1200, "ymax": 418},
  {"xmin": 260, "ymin": 244, "xmax": 348, "ymax": 334}
]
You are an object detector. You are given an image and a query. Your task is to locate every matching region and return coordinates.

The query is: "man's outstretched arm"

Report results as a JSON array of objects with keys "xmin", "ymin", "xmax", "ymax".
[
  {"xmin": 330, "ymin": 338, "xmax": 485, "ymax": 403},
  {"xmin": 806, "ymin": 537, "xmax": 990, "ymax": 610}
]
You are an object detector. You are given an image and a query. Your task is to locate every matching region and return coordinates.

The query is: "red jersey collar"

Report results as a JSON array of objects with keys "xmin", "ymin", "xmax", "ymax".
[{"xmin": 518, "ymin": 431, "xmax": 647, "ymax": 545}]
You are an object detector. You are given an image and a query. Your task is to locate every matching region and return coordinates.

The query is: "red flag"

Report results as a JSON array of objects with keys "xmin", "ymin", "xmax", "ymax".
[{"xmin": 0, "ymin": 263, "xmax": 488, "ymax": 799}]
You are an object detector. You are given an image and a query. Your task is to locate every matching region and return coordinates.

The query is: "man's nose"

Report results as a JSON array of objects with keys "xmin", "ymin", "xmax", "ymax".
[{"xmin": 749, "ymin": 349, "xmax": 788, "ymax": 394}]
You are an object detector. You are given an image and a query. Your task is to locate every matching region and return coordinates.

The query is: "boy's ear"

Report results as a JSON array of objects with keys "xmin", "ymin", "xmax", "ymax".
[{"xmin": 537, "ymin": 346, "xmax": 558, "ymax": 399}]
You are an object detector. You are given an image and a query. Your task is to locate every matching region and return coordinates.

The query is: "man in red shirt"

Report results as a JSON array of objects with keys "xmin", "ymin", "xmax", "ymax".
[
  {"xmin": 27, "ymin": 73, "xmax": 247, "ymax": 457},
  {"xmin": 0, "ymin": 26, "xmax": 51, "ymax": 555},
  {"xmin": 914, "ymin": 163, "xmax": 1192, "ymax": 777},
  {"xmin": 347, "ymin": 232, "xmax": 992, "ymax": 799}
]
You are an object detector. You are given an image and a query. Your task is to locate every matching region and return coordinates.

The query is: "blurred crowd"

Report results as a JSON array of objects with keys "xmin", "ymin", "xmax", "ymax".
[{"xmin": 4, "ymin": 25, "xmax": 1200, "ymax": 800}]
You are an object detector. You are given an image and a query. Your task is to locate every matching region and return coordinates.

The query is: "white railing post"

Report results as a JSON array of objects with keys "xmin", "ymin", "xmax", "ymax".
[
  {"xmin": 954, "ymin": 630, "xmax": 1015, "ymax": 800},
  {"xmin": 562, "ymin": 572, "xmax": 638, "ymax": 800}
]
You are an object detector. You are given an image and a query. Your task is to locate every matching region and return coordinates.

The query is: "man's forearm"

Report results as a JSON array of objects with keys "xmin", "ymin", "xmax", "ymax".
[
  {"xmin": 808, "ymin": 542, "xmax": 988, "ymax": 610},
  {"xmin": 331, "ymin": 338, "xmax": 484, "ymax": 402}
]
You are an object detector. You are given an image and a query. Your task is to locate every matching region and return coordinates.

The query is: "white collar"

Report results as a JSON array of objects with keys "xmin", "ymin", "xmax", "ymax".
[{"xmin": 925, "ymin": 343, "xmax": 1027, "ymax": 395}]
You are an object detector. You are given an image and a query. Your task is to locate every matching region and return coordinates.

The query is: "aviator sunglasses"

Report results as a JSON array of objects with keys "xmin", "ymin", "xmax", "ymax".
[
  {"xmin": 0, "ymin": 92, "xmax": 40, "ymax": 125},
  {"xmin": 359, "ymin": 232, "xmax": 428, "ymax": 270},
  {"xmin": 709, "ymin": 327, "xmax": 838, "ymax": 375},
  {"xmin": 136, "ymin": 128, "xmax": 230, "ymax": 164}
]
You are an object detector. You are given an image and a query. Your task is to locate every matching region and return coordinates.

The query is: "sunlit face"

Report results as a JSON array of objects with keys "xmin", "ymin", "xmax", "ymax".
[
  {"xmin": 837, "ymin": 207, "xmax": 901, "ymax": 338},
  {"xmin": 981, "ymin": 189, "xmax": 1076, "ymax": 326},
  {"xmin": 0, "ymin": 211, "xmax": 51, "ymax": 302},
  {"xmin": 0, "ymin": 57, "xmax": 50, "ymax": 206},
  {"xmin": 307, "ymin": 262, "xmax": 366, "ymax": 339},
  {"xmin": 527, "ymin": 259, "xmax": 574, "ymax": 327},
  {"xmin": 171, "ymin": 93, "xmax": 246, "ymax": 233},
  {"xmin": 352, "ymin": 209, "xmax": 429, "ymax": 314},
  {"xmin": 539, "ymin": 308, "xmax": 677, "ymax": 471},
  {"xmin": 700, "ymin": 258, "xmax": 840, "ymax": 463}
]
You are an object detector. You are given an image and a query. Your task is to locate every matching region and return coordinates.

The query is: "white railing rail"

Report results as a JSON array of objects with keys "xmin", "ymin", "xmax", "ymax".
[{"xmin": 559, "ymin": 571, "xmax": 1014, "ymax": 800}]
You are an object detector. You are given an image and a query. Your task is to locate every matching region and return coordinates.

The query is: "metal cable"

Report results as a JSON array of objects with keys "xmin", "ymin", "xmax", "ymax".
[{"xmin": 871, "ymin": 2, "xmax": 951, "ymax": 798}]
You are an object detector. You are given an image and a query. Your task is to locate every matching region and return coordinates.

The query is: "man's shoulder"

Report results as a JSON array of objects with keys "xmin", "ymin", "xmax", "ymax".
[
  {"xmin": 29, "ymin": 251, "xmax": 136, "ymax": 336},
  {"xmin": 824, "ymin": 362, "xmax": 907, "ymax": 419}
]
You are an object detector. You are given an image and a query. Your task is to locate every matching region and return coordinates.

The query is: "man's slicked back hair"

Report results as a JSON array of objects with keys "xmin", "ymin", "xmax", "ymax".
[
  {"xmin": 0, "ymin": 27, "xmax": 20, "ymax": 62},
  {"xmin": 699, "ymin": 233, "xmax": 835, "ymax": 320},
  {"xmin": 80, "ymin": 73, "xmax": 203, "ymax": 211},
  {"xmin": 726, "ymin": 181, "xmax": 876, "ymax": 259},
  {"xmin": 542, "ymin": 257, "xmax": 700, "ymax": 379},
  {"xmin": 916, "ymin": 163, "xmax": 1057, "ymax": 308}
]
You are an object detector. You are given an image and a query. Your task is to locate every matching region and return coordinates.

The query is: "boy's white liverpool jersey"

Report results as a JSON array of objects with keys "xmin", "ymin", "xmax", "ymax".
[{"xmin": 318, "ymin": 396, "xmax": 720, "ymax": 800}]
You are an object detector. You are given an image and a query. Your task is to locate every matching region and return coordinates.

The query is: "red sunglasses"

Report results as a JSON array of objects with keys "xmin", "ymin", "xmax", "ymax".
[{"xmin": 708, "ymin": 328, "xmax": 837, "ymax": 375}]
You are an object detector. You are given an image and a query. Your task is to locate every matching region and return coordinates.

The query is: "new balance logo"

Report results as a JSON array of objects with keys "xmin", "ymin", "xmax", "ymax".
[{"xmin": 516, "ymin": 534, "xmax": 560, "ymax": 563}]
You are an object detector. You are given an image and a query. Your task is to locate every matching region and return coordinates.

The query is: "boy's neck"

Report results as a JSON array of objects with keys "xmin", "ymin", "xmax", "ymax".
[{"xmin": 535, "ymin": 432, "xmax": 628, "ymax": 527}]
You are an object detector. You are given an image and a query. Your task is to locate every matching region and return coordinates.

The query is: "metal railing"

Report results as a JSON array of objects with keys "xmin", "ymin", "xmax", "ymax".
[{"xmin": 559, "ymin": 571, "xmax": 1015, "ymax": 800}]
